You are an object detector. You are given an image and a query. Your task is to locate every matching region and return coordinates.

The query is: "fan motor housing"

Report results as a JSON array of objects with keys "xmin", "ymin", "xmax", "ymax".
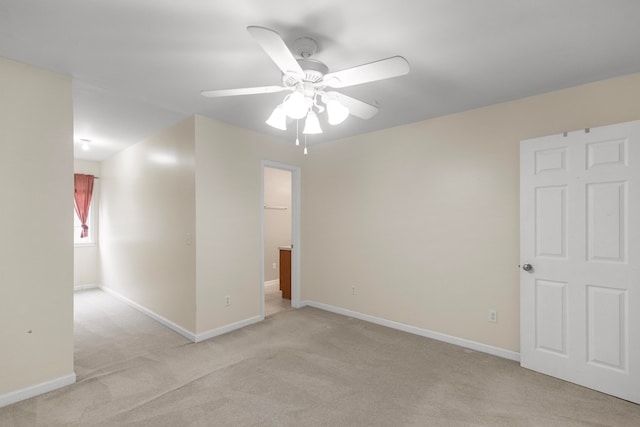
[{"xmin": 282, "ymin": 58, "xmax": 328, "ymax": 87}]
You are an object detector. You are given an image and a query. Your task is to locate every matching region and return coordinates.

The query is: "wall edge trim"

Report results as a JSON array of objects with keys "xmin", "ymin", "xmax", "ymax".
[
  {"xmin": 300, "ymin": 300, "xmax": 520, "ymax": 362},
  {"xmin": 99, "ymin": 286, "xmax": 197, "ymax": 342},
  {"xmin": 0, "ymin": 373, "xmax": 76, "ymax": 409},
  {"xmin": 194, "ymin": 315, "xmax": 263, "ymax": 343}
]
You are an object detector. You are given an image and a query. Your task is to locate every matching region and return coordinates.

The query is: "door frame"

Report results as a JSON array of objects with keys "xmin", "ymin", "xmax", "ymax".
[{"xmin": 260, "ymin": 160, "xmax": 301, "ymax": 318}]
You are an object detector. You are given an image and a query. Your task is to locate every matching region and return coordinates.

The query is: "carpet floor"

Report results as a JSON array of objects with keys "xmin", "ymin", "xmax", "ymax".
[{"xmin": 1, "ymin": 289, "xmax": 639, "ymax": 426}]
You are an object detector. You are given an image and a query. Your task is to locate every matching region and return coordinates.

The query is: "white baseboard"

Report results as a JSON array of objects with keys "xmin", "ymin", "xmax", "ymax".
[
  {"xmin": 194, "ymin": 315, "xmax": 263, "ymax": 343},
  {"xmin": 74, "ymin": 283, "xmax": 100, "ymax": 292},
  {"xmin": 99, "ymin": 286, "xmax": 264, "ymax": 344},
  {"xmin": 0, "ymin": 373, "xmax": 76, "ymax": 409},
  {"xmin": 99, "ymin": 286, "xmax": 197, "ymax": 342},
  {"xmin": 300, "ymin": 300, "xmax": 520, "ymax": 362},
  {"xmin": 264, "ymin": 279, "xmax": 279, "ymax": 287}
]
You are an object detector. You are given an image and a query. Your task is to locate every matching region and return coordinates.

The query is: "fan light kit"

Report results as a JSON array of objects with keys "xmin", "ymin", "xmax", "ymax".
[{"xmin": 201, "ymin": 26, "xmax": 410, "ymax": 154}]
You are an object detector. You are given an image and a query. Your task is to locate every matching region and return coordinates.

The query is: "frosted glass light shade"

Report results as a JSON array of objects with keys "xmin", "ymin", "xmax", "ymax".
[
  {"xmin": 303, "ymin": 111, "xmax": 322, "ymax": 134},
  {"xmin": 283, "ymin": 91, "xmax": 308, "ymax": 119},
  {"xmin": 327, "ymin": 99, "xmax": 349, "ymax": 125},
  {"xmin": 265, "ymin": 105, "xmax": 287, "ymax": 130}
]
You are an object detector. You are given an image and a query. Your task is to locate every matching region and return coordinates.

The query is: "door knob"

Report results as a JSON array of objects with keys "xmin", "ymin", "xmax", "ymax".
[{"xmin": 522, "ymin": 264, "xmax": 533, "ymax": 272}]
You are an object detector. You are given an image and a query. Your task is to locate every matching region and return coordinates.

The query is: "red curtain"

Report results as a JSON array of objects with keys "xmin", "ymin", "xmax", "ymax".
[{"xmin": 74, "ymin": 174, "xmax": 95, "ymax": 238}]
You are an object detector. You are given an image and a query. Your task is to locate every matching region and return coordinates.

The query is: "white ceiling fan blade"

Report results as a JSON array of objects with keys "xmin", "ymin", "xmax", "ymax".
[
  {"xmin": 200, "ymin": 86, "xmax": 288, "ymax": 98},
  {"xmin": 323, "ymin": 56, "xmax": 410, "ymax": 89},
  {"xmin": 328, "ymin": 91, "xmax": 379, "ymax": 120},
  {"xmin": 247, "ymin": 26, "xmax": 305, "ymax": 79}
]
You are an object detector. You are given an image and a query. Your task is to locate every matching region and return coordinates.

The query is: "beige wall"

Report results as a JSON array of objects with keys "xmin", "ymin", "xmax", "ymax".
[
  {"xmin": 0, "ymin": 57, "xmax": 74, "ymax": 394},
  {"xmin": 100, "ymin": 117, "xmax": 197, "ymax": 332},
  {"xmin": 98, "ymin": 114, "xmax": 303, "ymax": 336},
  {"xmin": 264, "ymin": 167, "xmax": 292, "ymax": 282},
  {"xmin": 302, "ymin": 72, "xmax": 640, "ymax": 352},
  {"xmin": 194, "ymin": 116, "xmax": 303, "ymax": 334},
  {"xmin": 74, "ymin": 159, "xmax": 101, "ymax": 287}
]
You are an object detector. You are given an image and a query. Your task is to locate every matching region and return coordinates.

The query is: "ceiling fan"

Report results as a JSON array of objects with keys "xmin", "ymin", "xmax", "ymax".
[{"xmin": 201, "ymin": 26, "xmax": 410, "ymax": 142}]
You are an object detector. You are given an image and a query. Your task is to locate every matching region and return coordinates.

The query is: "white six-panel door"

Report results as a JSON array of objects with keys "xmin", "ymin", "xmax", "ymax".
[{"xmin": 520, "ymin": 120, "xmax": 639, "ymax": 403}]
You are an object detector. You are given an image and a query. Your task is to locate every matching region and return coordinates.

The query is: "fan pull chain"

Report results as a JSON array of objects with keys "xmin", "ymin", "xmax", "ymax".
[
  {"xmin": 304, "ymin": 134, "xmax": 308, "ymax": 155},
  {"xmin": 295, "ymin": 120, "xmax": 300, "ymax": 146}
]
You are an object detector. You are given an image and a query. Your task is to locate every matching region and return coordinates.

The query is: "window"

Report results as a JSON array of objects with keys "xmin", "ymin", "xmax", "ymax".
[
  {"xmin": 73, "ymin": 173, "xmax": 96, "ymax": 246},
  {"xmin": 74, "ymin": 205, "xmax": 95, "ymax": 245}
]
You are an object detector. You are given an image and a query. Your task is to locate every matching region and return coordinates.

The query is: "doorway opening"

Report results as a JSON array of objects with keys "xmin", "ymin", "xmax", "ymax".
[{"xmin": 261, "ymin": 161, "xmax": 301, "ymax": 317}]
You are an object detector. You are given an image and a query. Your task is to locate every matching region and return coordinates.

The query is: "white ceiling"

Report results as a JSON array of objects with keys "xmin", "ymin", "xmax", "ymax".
[{"xmin": 2, "ymin": 0, "xmax": 640, "ymax": 161}]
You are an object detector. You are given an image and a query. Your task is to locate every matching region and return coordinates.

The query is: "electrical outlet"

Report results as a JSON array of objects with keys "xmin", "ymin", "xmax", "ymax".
[
  {"xmin": 225, "ymin": 296, "xmax": 231, "ymax": 307},
  {"xmin": 351, "ymin": 286, "xmax": 356, "ymax": 295},
  {"xmin": 488, "ymin": 310, "xmax": 497, "ymax": 323}
]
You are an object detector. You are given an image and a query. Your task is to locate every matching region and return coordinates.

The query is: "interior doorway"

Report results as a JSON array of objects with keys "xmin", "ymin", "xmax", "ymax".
[{"xmin": 261, "ymin": 161, "xmax": 301, "ymax": 317}]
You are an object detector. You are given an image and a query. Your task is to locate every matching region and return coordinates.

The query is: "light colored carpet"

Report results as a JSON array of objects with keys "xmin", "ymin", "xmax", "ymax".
[{"xmin": 1, "ymin": 289, "xmax": 639, "ymax": 426}]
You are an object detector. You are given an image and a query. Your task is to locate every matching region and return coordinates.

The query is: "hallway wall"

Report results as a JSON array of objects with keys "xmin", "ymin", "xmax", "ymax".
[{"xmin": 100, "ymin": 117, "xmax": 197, "ymax": 332}]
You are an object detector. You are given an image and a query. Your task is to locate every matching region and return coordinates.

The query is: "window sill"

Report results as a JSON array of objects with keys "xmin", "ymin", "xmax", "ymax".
[{"xmin": 74, "ymin": 242, "xmax": 97, "ymax": 248}]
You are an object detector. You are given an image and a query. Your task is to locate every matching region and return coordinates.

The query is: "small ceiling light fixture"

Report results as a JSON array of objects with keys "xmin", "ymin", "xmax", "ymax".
[
  {"xmin": 80, "ymin": 139, "xmax": 91, "ymax": 151},
  {"xmin": 264, "ymin": 88, "xmax": 352, "ymax": 153},
  {"xmin": 265, "ymin": 104, "xmax": 287, "ymax": 130},
  {"xmin": 326, "ymin": 97, "xmax": 350, "ymax": 125},
  {"xmin": 303, "ymin": 111, "xmax": 322, "ymax": 135},
  {"xmin": 266, "ymin": 88, "xmax": 352, "ymax": 142},
  {"xmin": 282, "ymin": 89, "xmax": 308, "ymax": 119}
]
